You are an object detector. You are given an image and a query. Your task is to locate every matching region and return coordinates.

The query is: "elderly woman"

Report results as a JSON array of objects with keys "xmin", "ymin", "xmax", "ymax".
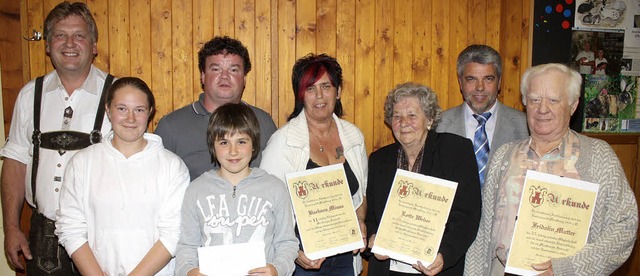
[
  {"xmin": 260, "ymin": 54, "xmax": 368, "ymax": 275},
  {"xmin": 464, "ymin": 63, "xmax": 638, "ymax": 275},
  {"xmin": 366, "ymin": 82, "xmax": 481, "ymax": 275}
]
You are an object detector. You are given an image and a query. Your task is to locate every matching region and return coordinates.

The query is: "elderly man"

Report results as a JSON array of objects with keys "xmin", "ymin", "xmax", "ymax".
[
  {"xmin": 465, "ymin": 63, "xmax": 638, "ymax": 275},
  {"xmin": 575, "ymin": 41, "xmax": 595, "ymax": 75}
]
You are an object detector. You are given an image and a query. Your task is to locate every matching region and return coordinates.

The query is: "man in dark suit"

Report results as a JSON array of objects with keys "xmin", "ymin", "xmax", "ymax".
[{"xmin": 437, "ymin": 45, "xmax": 528, "ymax": 185}]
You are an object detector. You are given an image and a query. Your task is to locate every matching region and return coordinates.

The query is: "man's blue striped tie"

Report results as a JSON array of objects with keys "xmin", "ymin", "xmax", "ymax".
[{"xmin": 473, "ymin": 112, "xmax": 492, "ymax": 187}]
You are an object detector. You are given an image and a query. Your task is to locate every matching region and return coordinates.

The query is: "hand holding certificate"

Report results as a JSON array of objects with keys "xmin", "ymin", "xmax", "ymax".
[
  {"xmin": 371, "ymin": 169, "xmax": 457, "ymax": 267},
  {"xmin": 505, "ymin": 170, "xmax": 599, "ymax": 276},
  {"xmin": 285, "ymin": 164, "xmax": 365, "ymax": 260}
]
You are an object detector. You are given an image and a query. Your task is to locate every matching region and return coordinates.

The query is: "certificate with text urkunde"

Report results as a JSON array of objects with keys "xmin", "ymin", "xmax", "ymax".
[
  {"xmin": 372, "ymin": 169, "xmax": 457, "ymax": 266},
  {"xmin": 285, "ymin": 164, "xmax": 364, "ymax": 260},
  {"xmin": 505, "ymin": 170, "xmax": 599, "ymax": 275}
]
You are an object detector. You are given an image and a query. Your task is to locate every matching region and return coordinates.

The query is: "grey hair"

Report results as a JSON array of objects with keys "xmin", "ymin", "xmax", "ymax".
[
  {"xmin": 520, "ymin": 63, "xmax": 582, "ymax": 106},
  {"xmin": 384, "ymin": 82, "xmax": 442, "ymax": 128},
  {"xmin": 456, "ymin": 44, "xmax": 502, "ymax": 79}
]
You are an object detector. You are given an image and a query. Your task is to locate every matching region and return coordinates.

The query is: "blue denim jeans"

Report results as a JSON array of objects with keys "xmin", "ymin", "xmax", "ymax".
[
  {"xmin": 26, "ymin": 211, "xmax": 79, "ymax": 275},
  {"xmin": 294, "ymin": 251, "xmax": 354, "ymax": 275}
]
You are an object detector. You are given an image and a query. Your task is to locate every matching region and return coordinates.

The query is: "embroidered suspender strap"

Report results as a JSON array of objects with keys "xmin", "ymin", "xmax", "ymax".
[
  {"xmin": 29, "ymin": 74, "xmax": 113, "ymax": 206},
  {"xmin": 31, "ymin": 76, "xmax": 44, "ymax": 205},
  {"xmin": 90, "ymin": 74, "xmax": 114, "ymax": 144}
]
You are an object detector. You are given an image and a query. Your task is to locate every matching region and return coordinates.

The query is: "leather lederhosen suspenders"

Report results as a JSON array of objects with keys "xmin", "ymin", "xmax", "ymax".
[{"xmin": 31, "ymin": 74, "xmax": 114, "ymax": 206}]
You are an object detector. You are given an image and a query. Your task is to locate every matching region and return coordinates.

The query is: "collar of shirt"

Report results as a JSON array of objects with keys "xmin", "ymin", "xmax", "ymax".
[
  {"xmin": 525, "ymin": 130, "xmax": 578, "ymax": 161},
  {"xmin": 191, "ymin": 93, "xmax": 253, "ymax": 118},
  {"xmin": 192, "ymin": 93, "xmax": 211, "ymax": 116},
  {"xmin": 463, "ymin": 101, "xmax": 499, "ymax": 147},
  {"xmin": 43, "ymin": 65, "xmax": 100, "ymax": 95}
]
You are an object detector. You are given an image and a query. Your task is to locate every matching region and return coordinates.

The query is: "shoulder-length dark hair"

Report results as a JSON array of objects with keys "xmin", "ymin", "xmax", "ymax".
[{"xmin": 288, "ymin": 53, "xmax": 343, "ymax": 121}]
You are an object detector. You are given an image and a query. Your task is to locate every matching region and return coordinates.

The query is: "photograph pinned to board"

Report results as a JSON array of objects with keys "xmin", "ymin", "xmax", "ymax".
[
  {"xmin": 583, "ymin": 74, "xmax": 640, "ymax": 133},
  {"xmin": 622, "ymin": 2, "xmax": 640, "ymax": 76},
  {"xmin": 574, "ymin": 0, "xmax": 632, "ymax": 30},
  {"xmin": 571, "ymin": 30, "xmax": 625, "ymax": 76}
]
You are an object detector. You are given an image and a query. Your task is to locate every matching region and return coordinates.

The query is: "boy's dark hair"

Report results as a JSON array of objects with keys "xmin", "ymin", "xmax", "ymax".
[
  {"xmin": 198, "ymin": 36, "xmax": 252, "ymax": 75},
  {"xmin": 206, "ymin": 103, "xmax": 260, "ymax": 166}
]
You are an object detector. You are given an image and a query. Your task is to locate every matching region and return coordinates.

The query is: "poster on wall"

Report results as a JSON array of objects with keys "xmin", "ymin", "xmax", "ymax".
[
  {"xmin": 582, "ymin": 74, "xmax": 640, "ymax": 132},
  {"xmin": 574, "ymin": 0, "xmax": 633, "ymax": 30},
  {"xmin": 571, "ymin": 30, "xmax": 625, "ymax": 75},
  {"xmin": 622, "ymin": 1, "xmax": 640, "ymax": 75},
  {"xmin": 621, "ymin": 27, "xmax": 640, "ymax": 75}
]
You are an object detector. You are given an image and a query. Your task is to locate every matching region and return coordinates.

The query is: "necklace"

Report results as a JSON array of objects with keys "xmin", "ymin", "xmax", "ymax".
[
  {"xmin": 311, "ymin": 134, "xmax": 325, "ymax": 152},
  {"xmin": 310, "ymin": 125, "xmax": 330, "ymax": 152},
  {"xmin": 310, "ymin": 124, "xmax": 345, "ymax": 159}
]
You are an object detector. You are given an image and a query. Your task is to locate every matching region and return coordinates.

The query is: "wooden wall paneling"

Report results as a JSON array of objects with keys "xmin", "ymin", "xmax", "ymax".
[
  {"xmin": 411, "ymin": 0, "xmax": 431, "ymax": 87},
  {"xmin": 192, "ymin": 0, "xmax": 214, "ymax": 104},
  {"xmin": 14, "ymin": 0, "xmax": 538, "ymax": 153},
  {"xmin": 108, "ymin": 0, "xmax": 130, "ymax": 77},
  {"xmin": 296, "ymin": 0, "xmax": 318, "ymax": 59},
  {"xmin": 354, "ymin": 0, "xmax": 375, "ymax": 154},
  {"xmin": 498, "ymin": 0, "xmax": 524, "ymax": 111},
  {"xmin": 316, "ymin": 0, "xmax": 337, "ymax": 57},
  {"xmin": 335, "ymin": 0, "xmax": 355, "ymax": 123},
  {"xmin": 21, "ymin": 0, "xmax": 31, "ymax": 84},
  {"xmin": 171, "ymin": 0, "xmax": 194, "ymax": 118},
  {"xmin": 27, "ymin": 0, "xmax": 46, "ymax": 79},
  {"xmin": 43, "ymin": 0, "xmax": 63, "ymax": 75},
  {"xmin": 130, "ymin": 0, "xmax": 152, "ymax": 84},
  {"xmin": 448, "ymin": 0, "xmax": 466, "ymax": 109},
  {"xmin": 392, "ymin": 0, "xmax": 412, "ymax": 89},
  {"xmin": 255, "ymin": 0, "xmax": 273, "ymax": 114},
  {"xmin": 430, "ymin": 1, "xmax": 450, "ymax": 110},
  {"xmin": 487, "ymin": 0, "xmax": 503, "ymax": 106},
  {"xmin": 1, "ymin": 0, "xmax": 25, "ymax": 134},
  {"xmin": 150, "ymin": 0, "xmax": 172, "ymax": 129},
  {"xmin": 1, "ymin": 1, "xmax": 28, "ymax": 274},
  {"xmin": 236, "ymin": 0, "xmax": 257, "ymax": 107},
  {"xmin": 214, "ymin": 0, "xmax": 235, "ymax": 37},
  {"xmin": 373, "ymin": 0, "xmax": 394, "ymax": 150},
  {"xmin": 87, "ymin": 0, "xmax": 110, "ymax": 73},
  {"xmin": 269, "ymin": 0, "xmax": 279, "ymax": 124},
  {"xmin": 277, "ymin": 0, "xmax": 296, "ymax": 125},
  {"xmin": 486, "ymin": 0, "xmax": 501, "ymax": 49},
  {"xmin": 468, "ymin": 0, "xmax": 487, "ymax": 45},
  {"xmin": 520, "ymin": 0, "xmax": 531, "ymax": 83}
]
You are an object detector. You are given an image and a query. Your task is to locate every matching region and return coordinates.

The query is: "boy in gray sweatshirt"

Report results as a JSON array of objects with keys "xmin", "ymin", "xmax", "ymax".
[{"xmin": 175, "ymin": 103, "xmax": 298, "ymax": 276}]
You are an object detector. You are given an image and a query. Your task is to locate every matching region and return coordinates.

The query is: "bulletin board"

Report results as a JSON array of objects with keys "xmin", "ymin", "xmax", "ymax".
[{"xmin": 532, "ymin": 0, "xmax": 640, "ymax": 133}]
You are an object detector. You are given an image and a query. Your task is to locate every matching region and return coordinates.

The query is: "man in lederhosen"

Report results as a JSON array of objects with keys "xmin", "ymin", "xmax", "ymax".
[{"xmin": 0, "ymin": 2, "xmax": 113, "ymax": 274}]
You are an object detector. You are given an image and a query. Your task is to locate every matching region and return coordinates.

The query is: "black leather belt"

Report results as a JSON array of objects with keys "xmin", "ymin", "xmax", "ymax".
[{"xmin": 35, "ymin": 130, "xmax": 102, "ymax": 152}]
